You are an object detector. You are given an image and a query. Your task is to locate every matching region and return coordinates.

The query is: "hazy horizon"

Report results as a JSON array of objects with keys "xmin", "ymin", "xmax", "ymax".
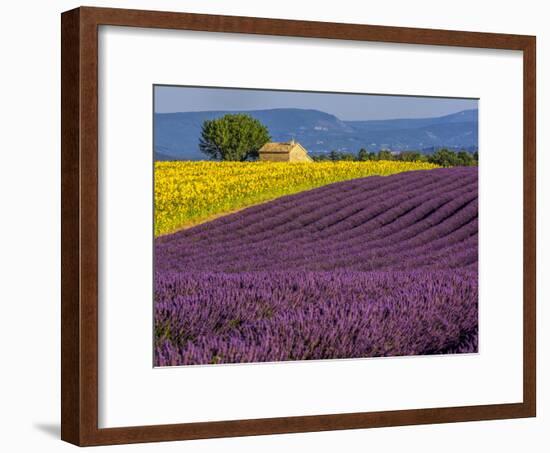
[{"xmin": 154, "ymin": 86, "xmax": 478, "ymax": 122}]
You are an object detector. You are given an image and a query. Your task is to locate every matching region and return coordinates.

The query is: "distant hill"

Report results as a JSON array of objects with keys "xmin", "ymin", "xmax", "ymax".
[{"xmin": 154, "ymin": 108, "xmax": 478, "ymax": 160}]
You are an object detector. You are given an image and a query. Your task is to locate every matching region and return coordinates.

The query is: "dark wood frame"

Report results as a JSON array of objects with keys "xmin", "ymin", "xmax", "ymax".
[{"xmin": 61, "ymin": 6, "xmax": 536, "ymax": 446}]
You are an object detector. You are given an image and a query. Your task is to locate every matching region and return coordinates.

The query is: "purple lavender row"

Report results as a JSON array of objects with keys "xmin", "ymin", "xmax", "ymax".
[
  {"xmin": 162, "ymin": 192, "xmax": 476, "ymax": 272},
  {"xmin": 158, "ymin": 169, "xmax": 475, "ymax": 264},
  {"xmin": 156, "ymin": 168, "xmax": 477, "ymax": 273},
  {"xmin": 155, "ymin": 270, "xmax": 478, "ymax": 366},
  {"xmin": 156, "ymin": 168, "xmax": 474, "ymax": 257},
  {"xmin": 158, "ymin": 168, "xmax": 453, "ymax": 247}
]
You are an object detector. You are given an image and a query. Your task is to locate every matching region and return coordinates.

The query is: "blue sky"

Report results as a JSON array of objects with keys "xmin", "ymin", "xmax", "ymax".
[{"xmin": 154, "ymin": 85, "xmax": 478, "ymax": 121}]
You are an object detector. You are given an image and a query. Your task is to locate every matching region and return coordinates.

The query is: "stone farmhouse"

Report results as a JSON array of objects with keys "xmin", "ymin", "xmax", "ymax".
[{"xmin": 258, "ymin": 139, "xmax": 313, "ymax": 162}]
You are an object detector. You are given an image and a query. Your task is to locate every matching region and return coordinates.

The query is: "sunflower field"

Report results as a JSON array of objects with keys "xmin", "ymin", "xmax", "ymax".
[{"xmin": 154, "ymin": 160, "xmax": 439, "ymax": 236}]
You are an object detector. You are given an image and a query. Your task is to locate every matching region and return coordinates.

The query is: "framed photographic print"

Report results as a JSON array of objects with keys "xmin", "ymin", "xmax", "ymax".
[{"xmin": 61, "ymin": 6, "xmax": 536, "ymax": 446}]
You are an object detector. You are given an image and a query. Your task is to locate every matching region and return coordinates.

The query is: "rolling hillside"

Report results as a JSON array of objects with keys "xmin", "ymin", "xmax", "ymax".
[
  {"xmin": 154, "ymin": 167, "xmax": 478, "ymax": 366},
  {"xmin": 154, "ymin": 160, "xmax": 439, "ymax": 235}
]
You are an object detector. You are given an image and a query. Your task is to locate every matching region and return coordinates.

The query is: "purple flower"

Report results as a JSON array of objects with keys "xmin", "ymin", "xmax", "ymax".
[{"xmin": 154, "ymin": 167, "xmax": 478, "ymax": 366}]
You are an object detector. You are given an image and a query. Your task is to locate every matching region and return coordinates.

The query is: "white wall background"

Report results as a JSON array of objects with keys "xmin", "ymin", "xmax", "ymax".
[{"xmin": 0, "ymin": 0, "xmax": 547, "ymax": 451}]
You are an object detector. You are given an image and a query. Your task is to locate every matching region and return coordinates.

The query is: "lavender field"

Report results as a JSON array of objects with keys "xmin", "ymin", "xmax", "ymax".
[{"xmin": 154, "ymin": 167, "xmax": 478, "ymax": 366}]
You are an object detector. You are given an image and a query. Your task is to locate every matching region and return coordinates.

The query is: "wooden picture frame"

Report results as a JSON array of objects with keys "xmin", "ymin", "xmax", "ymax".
[{"xmin": 61, "ymin": 6, "xmax": 536, "ymax": 446}]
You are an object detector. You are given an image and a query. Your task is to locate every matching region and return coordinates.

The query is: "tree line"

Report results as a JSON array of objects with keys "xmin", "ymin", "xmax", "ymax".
[{"xmin": 313, "ymin": 148, "xmax": 478, "ymax": 167}]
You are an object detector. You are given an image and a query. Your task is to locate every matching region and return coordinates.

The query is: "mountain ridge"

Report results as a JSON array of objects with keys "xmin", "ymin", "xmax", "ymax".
[{"xmin": 154, "ymin": 108, "xmax": 478, "ymax": 160}]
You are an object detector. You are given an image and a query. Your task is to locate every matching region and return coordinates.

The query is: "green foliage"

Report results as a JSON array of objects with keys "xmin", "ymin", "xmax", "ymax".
[
  {"xmin": 320, "ymin": 150, "xmax": 357, "ymax": 162},
  {"xmin": 378, "ymin": 150, "xmax": 394, "ymax": 161},
  {"xmin": 427, "ymin": 148, "xmax": 477, "ymax": 167},
  {"xmin": 311, "ymin": 154, "xmax": 328, "ymax": 162},
  {"xmin": 339, "ymin": 153, "xmax": 356, "ymax": 161},
  {"xmin": 398, "ymin": 151, "xmax": 426, "ymax": 162},
  {"xmin": 367, "ymin": 152, "xmax": 377, "ymax": 161},
  {"xmin": 457, "ymin": 151, "xmax": 475, "ymax": 166},
  {"xmin": 428, "ymin": 148, "xmax": 460, "ymax": 167},
  {"xmin": 312, "ymin": 147, "xmax": 477, "ymax": 166},
  {"xmin": 199, "ymin": 114, "xmax": 271, "ymax": 161},
  {"xmin": 357, "ymin": 148, "xmax": 369, "ymax": 161}
]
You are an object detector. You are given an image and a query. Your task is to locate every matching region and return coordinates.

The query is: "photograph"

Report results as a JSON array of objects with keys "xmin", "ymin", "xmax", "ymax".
[{"xmin": 153, "ymin": 86, "xmax": 479, "ymax": 367}]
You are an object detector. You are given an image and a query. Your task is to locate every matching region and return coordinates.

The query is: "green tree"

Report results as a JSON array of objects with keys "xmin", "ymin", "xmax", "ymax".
[
  {"xmin": 457, "ymin": 150, "xmax": 475, "ymax": 166},
  {"xmin": 357, "ymin": 148, "xmax": 369, "ymax": 161},
  {"xmin": 397, "ymin": 151, "xmax": 422, "ymax": 162},
  {"xmin": 428, "ymin": 148, "xmax": 461, "ymax": 167},
  {"xmin": 199, "ymin": 114, "xmax": 270, "ymax": 161},
  {"xmin": 340, "ymin": 152, "xmax": 356, "ymax": 161},
  {"xmin": 312, "ymin": 154, "xmax": 329, "ymax": 162},
  {"xmin": 378, "ymin": 150, "xmax": 394, "ymax": 161}
]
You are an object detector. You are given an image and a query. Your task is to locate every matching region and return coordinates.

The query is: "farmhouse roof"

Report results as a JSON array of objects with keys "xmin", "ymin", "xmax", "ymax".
[{"xmin": 259, "ymin": 141, "xmax": 301, "ymax": 154}]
